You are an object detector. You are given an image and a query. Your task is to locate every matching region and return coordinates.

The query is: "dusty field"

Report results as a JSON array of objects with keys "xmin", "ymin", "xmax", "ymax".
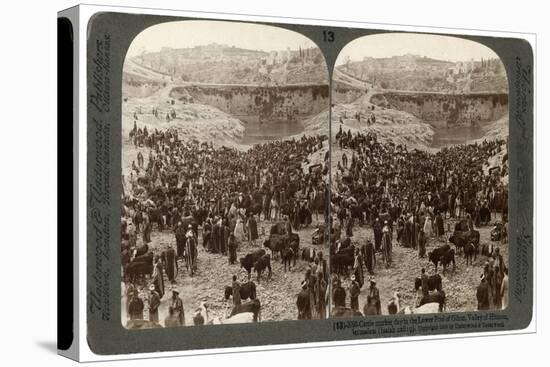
[
  {"xmin": 336, "ymin": 215, "xmax": 508, "ymax": 315},
  {"xmin": 122, "ymin": 218, "xmax": 328, "ymax": 326}
]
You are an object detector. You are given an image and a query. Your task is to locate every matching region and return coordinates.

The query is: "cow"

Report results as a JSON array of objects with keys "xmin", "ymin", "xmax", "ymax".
[
  {"xmin": 240, "ymin": 249, "xmax": 266, "ymax": 280},
  {"xmin": 440, "ymin": 249, "xmax": 456, "ymax": 273},
  {"xmin": 428, "ymin": 244, "xmax": 451, "ymax": 271},
  {"xmin": 414, "ymin": 274, "xmax": 442, "ymax": 293},
  {"xmin": 454, "ymin": 220, "xmax": 469, "ymax": 232},
  {"xmin": 464, "ymin": 242, "xmax": 477, "ymax": 266},
  {"xmin": 133, "ymin": 244, "xmax": 149, "ymax": 259},
  {"xmin": 419, "ymin": 290, "xmax": 446, "ymax": 312},
  {"xmin": 264, "ymin": 233, "xmax": 299, "ymax": 266},
  {"xmin": 124, "ymin": 261, "xmax": 153, "ymax": 283},
  {"xmin": 449, "ymin": 230, "xmax": 480, "ymax": 254},
  {"xmin": 331, "ymin": 253, "xmax": 354, "ymax": 275},
  {"xmin": 337, "ymin": 245, "xmax": 355, "ymax": 257},
  {"xmin": 229, "ymin": 299, "xmax": 261, "ymax": 322},
  {"xmin": 224, "ymin": 282, "xmax": 257, "ymax": 301},
  {"xmin": 269, "ymin": 222, "xmax": 286, "ymax": 235},
  {"xmin": 263, "ymin": 235, "xmax": 286, "ymax": 259},
  {"xmin": 254, "ymin": 254, "xmax": 272, "ymax": 282},
  {"xmin": 132, "ymin": 251, "xmax": 154, "ymax": 265}
]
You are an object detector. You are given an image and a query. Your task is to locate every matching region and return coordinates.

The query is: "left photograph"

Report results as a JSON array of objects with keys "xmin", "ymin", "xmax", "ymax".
[{"xmin": 120, "ymin": 20, "xmax": 330, "ymax": 328}]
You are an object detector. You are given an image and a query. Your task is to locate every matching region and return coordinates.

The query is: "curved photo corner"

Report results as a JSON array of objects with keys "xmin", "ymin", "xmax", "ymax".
[
  {"xmin": 120, "ymin": 20, "xmax": 331, "ymax": 330},
  {"xmin": 329, "ymin": 32, "xmax": 510, "ymax": 319}
]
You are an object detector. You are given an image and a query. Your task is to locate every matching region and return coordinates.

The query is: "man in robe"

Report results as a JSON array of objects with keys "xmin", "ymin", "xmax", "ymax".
[
  {"xmin": 152, "ymin": 255, "xmax": 164, "ymax": 299},
  {"xmin": 148, "ymin": 284, "xmax": 161, "ymax": 324},
  {"xmin": 169, "ymin": 287, "xmax": 185, "ymax": 326},
  {"xmin": 364, "ymin": 239, "xmax": 376, "ymax": 275}
]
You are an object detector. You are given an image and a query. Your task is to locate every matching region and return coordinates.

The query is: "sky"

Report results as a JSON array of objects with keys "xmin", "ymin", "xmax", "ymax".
[
  {"xmin": 126, "ymin": 20, "xmax": 318, "ymax": 57},
  {"xmin": 335, "ymin": 32, "xmax": 501, "ymax": 65}
]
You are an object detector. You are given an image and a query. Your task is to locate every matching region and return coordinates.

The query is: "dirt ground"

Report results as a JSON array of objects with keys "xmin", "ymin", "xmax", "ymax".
[
  {"xmin": 122, "ymin": 217, "xmax": 328, "ymax": 327},
  {"xmin": 336, "ymin": 215, "xmax": 508, "ymax": 315}
]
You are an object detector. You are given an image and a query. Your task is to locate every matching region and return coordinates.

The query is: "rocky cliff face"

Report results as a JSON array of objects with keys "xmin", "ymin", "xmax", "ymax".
[
  {"xmin": 170, "ymin": 84, "xmax": 329, "ymax": 121},
  {"xmin": 371, "ymin": 92, "xmax": 508, "ymax": 127}
]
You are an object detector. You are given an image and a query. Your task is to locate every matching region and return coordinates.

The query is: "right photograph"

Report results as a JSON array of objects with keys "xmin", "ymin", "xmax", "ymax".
[{"xmin": 330, "ymin": 33, "xmax": 509, "ymax": 317}]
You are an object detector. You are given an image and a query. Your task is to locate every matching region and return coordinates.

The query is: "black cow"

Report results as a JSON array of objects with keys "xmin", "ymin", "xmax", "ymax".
[
  {"xmin": 224, "ymin": 282, "xmax": 257, "ymax": 301},
  {"xmin": 428, "ymin": 244, "xmax": 451, "ymax": 271},
  {"xmin": 331, "ymin": 254, "xmax": 354, "ymax": 275},
  {"xmin": 449, "ymin": 230, "xmax": 480, "ymax": 253},
  {"xmin": 419, "ymin": 291, "xmax": 446, "ymax": 312},
  {"xmin": 440, "ymin": 249, "xmax": 456, "ymax": 272},
  {"xmin": 264, "ymin": 233, "xmax": 299, "ymax": 266},
  {"xmin": 132, "ymin": 251, "xmax": 154, "ymax": 265},
  {"xmin": 254, "ymin": 254, "xmax": 272, "ymax": 282},
  {"xmin": 454, "ymin": 220, "xmax": 469, "ymax": 232},
  {"xmin": 414, "ymin": 274, "xmax": 442, "ymax": 292},
  {"xmin": 269, "ymin": 222, "xmax": 286, "ymax": 235},
  {"xmin": 263, "ymin": 235, "xmax": 285, "ymax": 259},
  {"xmin": 240, "ymin": 249, "xmax": 266, "ymax": 280},
  {"xmin": 337, "ymin": 245, "xmax": 355, "ymax": 257},
  {"xmin": 229, "ymin": 299, "xmax": 261, "ymax": 322},
  {"xmin": 124, "ymin": 261, "xmax": 153, "ymax": 283},
  {"xmin": 133, "ymin": 244, "xmax": 149, "ymax": 258}
]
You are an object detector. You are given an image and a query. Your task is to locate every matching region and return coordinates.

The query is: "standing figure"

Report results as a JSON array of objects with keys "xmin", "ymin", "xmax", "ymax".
[
  {"xmin": 247, "ymin": 214, "xmax": 259, "ymax": 246},
  {"xmin": 231, "ymin": 275, "xmax": 241, "ymax": 307},
  {"xmin": 228, "ymin": 233, "xmax": 238, "ymax": 264},
  {"xmin": 367, "ymin": 277, "xmax": 381, "ymax": 315},
  {"xmin": 364, "ymin": 239, "xmax": 376, "ymax": 275},
  {"xmin": 297, "ymin": 280, "xmax": 311, "ymax": 319},
  {"xmin": 418, "ymin": 228, "xmax": 426, "ymax": 258},
  {"xmin": 152, "ymin": 255, "xmax": 165, "ymax": 299},
  {"xmin": 148, "ymin": 284, "xmax": 160, "ymax": 323},
  {"xmin": 349, "ymin": 275, "xmax": 360, "ymax": 311},
  {"xmin": 169, "ymin": 287, "xmax": 185, "ymax": 326}
]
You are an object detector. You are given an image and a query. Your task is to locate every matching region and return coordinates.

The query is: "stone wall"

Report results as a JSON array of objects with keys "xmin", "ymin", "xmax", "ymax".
[
  {"xmin": 170, "ymin": 84, "xmax": 329, "ymax": 121},
  {"xmin": 371, "ymin": 92, "xmax": 508, "ymax": 127}
]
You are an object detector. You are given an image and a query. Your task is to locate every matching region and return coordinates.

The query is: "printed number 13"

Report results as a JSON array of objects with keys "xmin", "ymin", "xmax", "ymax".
[{"xmin": 323, "ymin": 31, "xmax": 335, "ymax": 42}]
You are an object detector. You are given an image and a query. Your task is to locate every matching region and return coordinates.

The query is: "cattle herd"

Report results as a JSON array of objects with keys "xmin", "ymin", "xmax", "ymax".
[
  {"xmin": 121, "ymin": 118, "xmax": 510, "ymax": 328},
  {"xmin": 121, "ymin": 118, "xmax": 330, "ymax": 327},
  {"xmin": 329, "ymin": 129, "xmax": 509, "ymax": 317}
]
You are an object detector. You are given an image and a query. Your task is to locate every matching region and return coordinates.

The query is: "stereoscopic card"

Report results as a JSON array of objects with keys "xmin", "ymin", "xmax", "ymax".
[{"xmin": 57, "ymin": 4, "xmax": 534, "ymax": 362}]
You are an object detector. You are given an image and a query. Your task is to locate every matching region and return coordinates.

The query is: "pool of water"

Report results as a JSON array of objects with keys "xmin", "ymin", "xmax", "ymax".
[
  {"xmin": 430, "ymin": 124, "xmax": 486, "ymax": 148},
  {"xmin": 238, "ymin": 115, "xmax": 305, "ymax": 145}
]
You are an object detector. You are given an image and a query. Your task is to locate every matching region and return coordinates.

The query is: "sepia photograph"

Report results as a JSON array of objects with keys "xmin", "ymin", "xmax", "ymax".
[
  {"xmin": 119, "ymin": 21, "xmax": 330, "ymax": 328},
  {"xmin": 330, "ymin": 33, "xmax": 509, "ymax": 317}
]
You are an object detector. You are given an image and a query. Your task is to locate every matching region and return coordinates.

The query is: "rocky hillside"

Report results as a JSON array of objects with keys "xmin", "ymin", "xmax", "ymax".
[
  {"xmin": 126, "ymin": 44, "xmax": 328, "ymax": 86},
  {"xmin": 337, "ymin": 54, "xmax": 507, "ymax": 93}
]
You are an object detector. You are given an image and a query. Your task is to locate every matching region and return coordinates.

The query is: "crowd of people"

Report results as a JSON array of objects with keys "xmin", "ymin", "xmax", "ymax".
[
  {"xmin": 330, "ymin": 126, "xmax": 509, "ymax": 315},
  {"xmin": 121, "ymin": 119, "xmax": 329, "ymax": 326}
]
